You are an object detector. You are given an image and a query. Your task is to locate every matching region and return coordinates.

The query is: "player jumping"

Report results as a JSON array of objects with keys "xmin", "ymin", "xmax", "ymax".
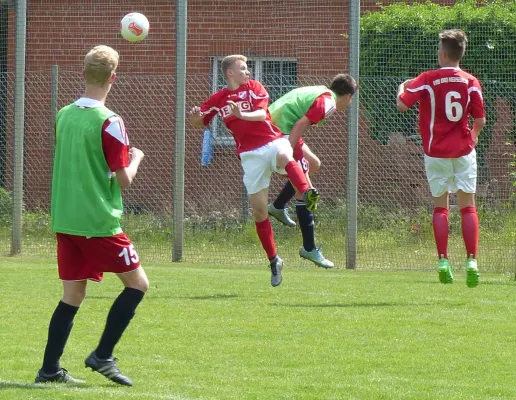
[
  {"xmin": 188, "ymin": 54, "xmax": 319, "ymax": 287},
  {"xmin": 397, "ymin": 29, "xmax": 486, "ymax": 287},
  {"xmin": 267, "ymin": 74, "xmax": 358, "ymax": 268}
]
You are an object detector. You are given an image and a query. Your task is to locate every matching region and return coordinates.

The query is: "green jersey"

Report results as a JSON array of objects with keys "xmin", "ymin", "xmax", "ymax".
[
  {"xmin": 269, "ymin": 86, "xmax": 337, "ymax": 135},
  {"xmin": 51, "ymin": 101, "xmax": 124, "ymax": 237}
]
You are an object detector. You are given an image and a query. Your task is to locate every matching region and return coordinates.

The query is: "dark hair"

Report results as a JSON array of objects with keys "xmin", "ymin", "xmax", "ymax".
[
  {"xmin": 330, "ymin": 73, "xmax": 358, "ymax": 96},
  {"xmin": 439, "ymin": 29, "xmax": 467, "ymax": 61}
]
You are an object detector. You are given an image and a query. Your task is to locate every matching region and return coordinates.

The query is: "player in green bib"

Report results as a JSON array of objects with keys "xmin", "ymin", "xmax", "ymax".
[
  {"xmin": 36, "ymin": 46, "xmax": 147, "ymax": 387},
  {"xmin": 268, "ymin": 74, "xmax": 357, "ymax": 268}
]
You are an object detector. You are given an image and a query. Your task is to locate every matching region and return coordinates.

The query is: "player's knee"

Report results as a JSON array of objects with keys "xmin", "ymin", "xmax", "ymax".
[
  {"xmin": 251, "ymin": 200, "xmax": 268, "ymax": 221},
  {"xmin": 276, "ymin": 150, "xmax": 293, "ymax": 169},
  {"xmin": 133, "ymin": 273, "xmax": 150, "ymax": 293},
  {"xmin": 62, "ymin": 289, "xmax": 86, "ymax": 307},
  {"xmin": 309, "ymin": 157, "xmax": 321, "ymax": 174},
  {"xmin": 138, "ymin": 276, "xmax": 150, "ymax": 293},
  {"xmin": 457, "ymin": 190, "xmax": 475, "ymax": 209},
  {"xmin": 252, "ymin": 208, "xmax": 268, "ymax": 222},
  {"xmin": 121, "ymin": 268, "xmax": 150, "ymax": 292}
]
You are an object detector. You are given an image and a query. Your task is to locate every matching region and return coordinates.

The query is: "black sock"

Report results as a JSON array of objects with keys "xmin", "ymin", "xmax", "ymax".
[
  {"xmin": 42, "ymin": 301, "xmax": 79, "ymax": 374},
  {"xmin": 273, "ymin": 181, "xmax": 296, "ymax": 209},
  {"xmin": 95, "ymin": 287, "xmax": 145, "ymax": 360},
  {"xmin": 296, "ymin": 201, "xmax": 316, "ymax": 252}
]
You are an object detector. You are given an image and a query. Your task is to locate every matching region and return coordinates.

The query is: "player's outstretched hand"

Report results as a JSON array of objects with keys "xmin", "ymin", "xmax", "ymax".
[
  {"xmin": 188, "ymin": 106, "xmax": 204, "ymax": 128},
  {"xmin": 129, "ymin": 147, "xmax": 144, "ymax": 162},
  {"xmin": 226, "ymin": 100, "xmax": 243, "ymax": 119},
  {"xmin": 188, "ymin": 106, "xmax": 202, "ymax": 118}
]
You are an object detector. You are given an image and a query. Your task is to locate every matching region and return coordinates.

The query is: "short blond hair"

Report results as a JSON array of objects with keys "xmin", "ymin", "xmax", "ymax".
[
  {"xmin": 84, "ymin": 45, "xmax": 119, "ymax": 86},
  {"xmin": 221, "ymin": 54, "xmax": 247, "ymax": 79},
  {"xmin": 439, "ymin": 29, "xmax": 467, "ymax": 61}
]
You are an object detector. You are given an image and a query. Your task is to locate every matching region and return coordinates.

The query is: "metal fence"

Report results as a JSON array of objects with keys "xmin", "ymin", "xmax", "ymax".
[{"xmin": 1, "ymin": 0, "xmax": 514, "ymax": 272}]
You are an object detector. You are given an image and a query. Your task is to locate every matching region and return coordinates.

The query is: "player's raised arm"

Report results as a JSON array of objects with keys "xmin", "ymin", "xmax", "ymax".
[
  {"xmin": 396, "ymin": 79, "xmax": 414, "ymax": 112},
  {"xmin": 188, "ymin": 94, "xmax": 220, "ymax": 129},
  {"xmin": 188, "ymin": 106, "xmax": 205, "ymax": 128}
]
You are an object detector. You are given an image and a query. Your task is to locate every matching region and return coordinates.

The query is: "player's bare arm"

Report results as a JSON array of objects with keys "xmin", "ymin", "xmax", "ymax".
[
  {"xmin": 115, "ymin": 147, "xmax": 144, "ymax": 188},
  {"xmin": 288, "ymin": 116, "xmax": 312, "ymax": 148},
  {"xmin": 396, "ymin": 79, "xmax": 413, "ymax": 112},
  {"xmin": 188, "ymin": 106, "xmax": 205, "ymax": 128},
  {"xmin": 227, "ymin": 100, "xmax": 266, "ymax": 121},
  {"xmin": 471, "ymin": 117, "xmax": 486, "ymax": 145}
]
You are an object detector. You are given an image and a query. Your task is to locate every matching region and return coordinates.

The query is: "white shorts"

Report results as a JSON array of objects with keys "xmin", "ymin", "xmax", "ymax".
[
  {"xmin": 424, "ymin": 150, "xmax": 477, "ymax": 197},
  {"xmin": 240, "ymin": 138, "xmax": 292, "ymax": 194}
]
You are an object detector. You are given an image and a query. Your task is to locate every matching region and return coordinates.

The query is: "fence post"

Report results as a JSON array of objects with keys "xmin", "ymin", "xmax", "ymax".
[
  {"xmin": 0, "ymin": 2, "xmax": 8, "ymax": 188},
  {"xmin": 346, "ymin": 0, "xmax": 360, "ymax": 269},
  {"xmin": 173, "ymin": 0, "xmax": 187, "ymax": 261},
  {"xmin": 11, "ymin": 0, "xmax": 27, "ymax": 255}
]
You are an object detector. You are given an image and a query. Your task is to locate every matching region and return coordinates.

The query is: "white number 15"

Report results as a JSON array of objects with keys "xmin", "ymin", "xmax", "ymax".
[{"xmin": 119, "ymin": 244, "xmax": 139, "ymax": 266}]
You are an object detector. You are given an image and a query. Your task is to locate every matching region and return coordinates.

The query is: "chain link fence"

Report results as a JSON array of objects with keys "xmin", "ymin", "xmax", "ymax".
[{"xmin": 1, "ymin": 0, "xmax": 514, "ymax": 272}]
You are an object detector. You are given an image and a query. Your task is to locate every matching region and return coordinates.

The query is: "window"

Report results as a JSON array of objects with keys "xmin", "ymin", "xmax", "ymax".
[{"xmin": 210, "ymin": 57, "xmax": 297, "ymax": 146}]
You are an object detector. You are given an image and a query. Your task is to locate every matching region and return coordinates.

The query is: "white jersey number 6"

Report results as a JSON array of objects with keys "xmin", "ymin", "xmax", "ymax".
[{"xmin": 445, "ymin": 91, "xmax": 463, "ymax": 122}]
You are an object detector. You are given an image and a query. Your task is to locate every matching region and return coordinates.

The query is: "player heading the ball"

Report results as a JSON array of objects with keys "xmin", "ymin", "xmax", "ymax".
[{"xmin": 188, "ymin": 54, "xmax": 320, "ymax": 287}]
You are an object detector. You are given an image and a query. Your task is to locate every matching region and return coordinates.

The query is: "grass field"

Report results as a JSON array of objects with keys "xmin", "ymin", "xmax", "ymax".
[{"xmin": 1, "ymin": 257, "xmax": 516, "ymax": 399}]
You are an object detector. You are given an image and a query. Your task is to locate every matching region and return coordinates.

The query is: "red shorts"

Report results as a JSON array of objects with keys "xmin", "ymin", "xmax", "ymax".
[
  {"xmin": 56, "ymin": 233, "xmax": 141, "ymax": 282},
  {"xmin": 292, "ymin": 138, "xmax": 309, "ymax": 173}
]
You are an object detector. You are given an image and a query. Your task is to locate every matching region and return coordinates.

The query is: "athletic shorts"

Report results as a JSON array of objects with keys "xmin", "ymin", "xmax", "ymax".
[
  {"xmin": 240, "ymin": 137, "xmax": 292, "ymax": 194},
  {"xmin": 56, "ymin": 232, "xmax": 141, "ymax": 282},
  {"xmin": 424, "ymin": 149, "xmax": 477, "ymax": 197}
]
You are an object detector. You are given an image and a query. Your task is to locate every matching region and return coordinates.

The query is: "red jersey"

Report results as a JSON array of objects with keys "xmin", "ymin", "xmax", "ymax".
[
  {"xmin": 305, "ymin": 93, "xmax": 336, "ymax": 125},
  {"xmin": 398, "ymin": 68, "xmax": 485, "ymax": 158},
  {"xmin": 200, "ymin": 80, "xmax": 282, "ymax": 154}
]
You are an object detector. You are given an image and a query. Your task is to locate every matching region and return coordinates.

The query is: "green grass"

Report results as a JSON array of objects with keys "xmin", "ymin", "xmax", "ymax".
[
  {"xmin": 0, "ymin": 204, "xmax": 514, "ymax": 272},
  {"xmin": 1, "ymin": 257, "xmax": 516, "ymax": 399}
]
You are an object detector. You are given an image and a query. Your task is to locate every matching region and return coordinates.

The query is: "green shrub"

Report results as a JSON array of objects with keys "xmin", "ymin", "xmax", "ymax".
[
  {"xmin": 360, "ymin": 0, "xmax": 516, "ymax": 158},
  {"xmin": 0, "ymin": 188, "xmax": 11, "ymax": 227}
]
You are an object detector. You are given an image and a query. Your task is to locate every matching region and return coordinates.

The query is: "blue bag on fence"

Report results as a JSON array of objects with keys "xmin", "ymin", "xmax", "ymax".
[{"xmin": 201, "ymin": 129, "xmax": 213, "ymax": 166}]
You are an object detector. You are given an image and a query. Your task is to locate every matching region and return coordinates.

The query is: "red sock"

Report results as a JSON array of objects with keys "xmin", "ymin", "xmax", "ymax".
[
  {"xmin": 255, "ymin": 219, "xmax": 277, "ymax": 260},
  {"xmin": 432, "ymin": 207, "xmax": 449, "ymax": 259},
  {"xmin": 285, "ymin": 161, "xmax": 309, "ymax": 194},
  {"xmin": 461, "ymin": 206, "xmax": 479, "ymax": 259}
]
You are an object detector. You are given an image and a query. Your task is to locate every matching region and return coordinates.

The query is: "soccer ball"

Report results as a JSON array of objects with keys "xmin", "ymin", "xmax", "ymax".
[{"xmin": 120, "ymin": 13, "xmax": 149, "ymax": 43}]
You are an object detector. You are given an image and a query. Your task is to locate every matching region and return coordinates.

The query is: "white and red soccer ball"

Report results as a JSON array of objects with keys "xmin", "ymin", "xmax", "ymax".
[{"xmin": 120, "ymin": 13, "xmax": 149, "ymax": 43}]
